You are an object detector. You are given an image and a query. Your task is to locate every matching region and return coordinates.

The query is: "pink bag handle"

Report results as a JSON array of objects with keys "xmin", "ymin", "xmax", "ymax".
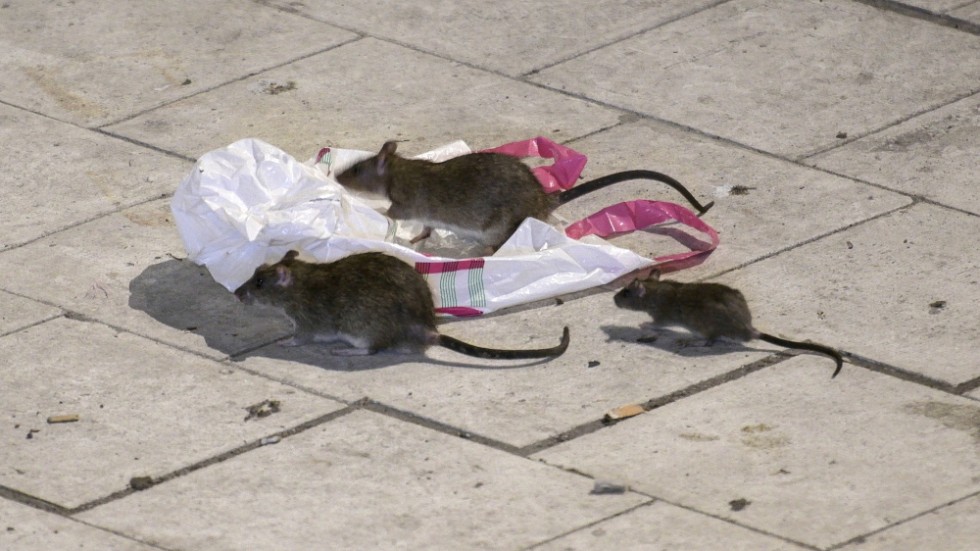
[
  {"xmin": 482, "ymin": 136, "xmax": 587, "ymax": 193},
  {"xmin": 564, "ymin": 200, "xmax": 719, "ymax": 272},
  {"xmin": 488, "ymin": 137, "xmax": 719, "ymax": 271}
]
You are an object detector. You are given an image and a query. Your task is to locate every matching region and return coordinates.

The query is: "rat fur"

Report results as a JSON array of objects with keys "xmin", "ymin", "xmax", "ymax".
[
  {"xmin": 335, "ymin": 141, "xmax": 713, "ymax": 249},
  {"xmin": 235, "ymin": 250, "xmax": 569, "ymax": 359},
  {"xmin": 613, "ymin": 274, "xmax": 842, "ymax": 378}
]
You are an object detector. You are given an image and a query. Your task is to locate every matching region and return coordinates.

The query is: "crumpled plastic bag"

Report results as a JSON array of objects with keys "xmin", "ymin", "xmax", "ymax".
[{"xmin": 171, "ymin": 138, "xmax": 710, "ymax": 315}]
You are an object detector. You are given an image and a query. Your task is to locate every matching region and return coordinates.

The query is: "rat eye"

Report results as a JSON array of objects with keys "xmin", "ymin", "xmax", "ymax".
[
  {"xmin": 255, "ymin": 277, "xmax": 265, "ymax": 289},
  {"xmin": 351, "ymin": 164, "xmax": 361, "ymax": 176}
]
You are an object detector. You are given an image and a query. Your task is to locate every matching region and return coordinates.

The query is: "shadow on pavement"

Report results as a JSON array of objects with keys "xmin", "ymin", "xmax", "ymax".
[{"xmin": 130, "ymin": 259, "xmax": 555, "ymax": 371}]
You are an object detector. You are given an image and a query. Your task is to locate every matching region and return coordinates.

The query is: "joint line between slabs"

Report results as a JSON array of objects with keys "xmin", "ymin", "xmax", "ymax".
[
  {"xmin": 851, "ymin": 0, "xmax": 980, "ymax": 35},
  {"xmin": 844, "ymin": 353, "xmax": 962, "ymax": 395},
  {"xmin": 518, "ymin": 353, "xmax": 792, "ymax": 456},
  {"xmin": 65, "ymin": 405, "xmax": 358, "ymax": 515},
  {"xmin": 358, "ymin": 399, "xmax": 523, "ymax": 455},
  {"xmin": 522, "ymin": 500, "xmax": 658, "ymax": 550},
  {"xmin": 827, "ymin": 487, "xmax": 980, "ymax": 550}
]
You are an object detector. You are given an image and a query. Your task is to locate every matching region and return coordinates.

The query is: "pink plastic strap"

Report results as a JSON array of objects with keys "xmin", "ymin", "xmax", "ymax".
[
  {"xmin": 482, "ymin": 136, "xmax": 587, "ymax": 193},
  {"xmin": 565, "ymin": 200, "xmax": 720, "ymax": 272},
  {"xmin": 315, "ymin": 147, "xmax": 331, "ymax": 164}
]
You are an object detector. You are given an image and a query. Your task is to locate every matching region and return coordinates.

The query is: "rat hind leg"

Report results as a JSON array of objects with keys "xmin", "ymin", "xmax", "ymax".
[
  {"xmin": 330, "ymin": 347, "xmax": 376, "ymax": 356},
  {"xmin": 325, "ymin": 332, "xmax": 378, "ymax": 355}
]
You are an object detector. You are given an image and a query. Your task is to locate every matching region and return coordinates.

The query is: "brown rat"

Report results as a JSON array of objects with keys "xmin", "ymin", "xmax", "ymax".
[
  {"xmin": 335, "ymin": 141, "xmax": 714, "ymax": 249},
  {"xmin": 613, "ymin": 273, "xmax": 842, "ymax": 378},
  {"xmin": 234, "ymin": 250, "xmax": 570, "ymax": 359}
]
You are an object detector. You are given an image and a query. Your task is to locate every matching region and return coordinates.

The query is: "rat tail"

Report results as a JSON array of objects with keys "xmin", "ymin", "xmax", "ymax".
[
  {"xmin": 436, "ymin": 327, "xmax": 570, "ymax": 360},
  {"xmin": 758, "ymin": 333, "xmax": 843, "ymax": 378},
  {"xmin": 556, "ymin": 170, "xmax": 714, "ymax": 215}
]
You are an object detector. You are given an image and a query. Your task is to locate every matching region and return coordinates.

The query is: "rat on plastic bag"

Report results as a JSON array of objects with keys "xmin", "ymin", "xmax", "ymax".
[
  {"xmin": 331, "ymin": 137, "xmax": 713, "ymax": 251},
  {"xmin": 171, "ymin": 138, "xmax": 718, "ymax": 316}
]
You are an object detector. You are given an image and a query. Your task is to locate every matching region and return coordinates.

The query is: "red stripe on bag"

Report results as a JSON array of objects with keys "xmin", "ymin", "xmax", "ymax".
[
  {"xmin": 434, "ymin": 306, "xmax": 484, "ymax": 317},
  {"xmin": 415, "ymin": 258, "xmax": 486, "ymax": 274}
]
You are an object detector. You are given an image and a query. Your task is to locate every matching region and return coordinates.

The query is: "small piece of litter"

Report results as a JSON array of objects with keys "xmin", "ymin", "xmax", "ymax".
[
  {"xmin": 129, "ymin": 476, "xmax": 155, "ymax": 491},
  {"xmin": 587, "ymin": 360, "xmax": 601, "ymax": 368},
  {"xmin": 604, "ymin": 404, "xmax": 645, "ymax": 421},
  {"xmin": 260, "ymin": 436, "xmax": 281, "ymax": 446},
  {"xmin": 590, "ymin": 481, "xmax": 628, "ymax": 495},
  {"xmin": 729, "ymin": 498, "xmax": 751, "ymax": 511},
  {"xmin": 729, "ymin": 185, "xmax": 755, "ymax": 196},
  {"xmin": 244, "ymin": 399, "xmax": 281, "ymax": 421},
  {"xmin": 47, "ymin": 414, "xmax": 79, "ymax": 424}
]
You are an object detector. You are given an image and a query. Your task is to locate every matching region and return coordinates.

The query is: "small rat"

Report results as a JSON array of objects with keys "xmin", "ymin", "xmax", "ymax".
[
  {"xmin": 613, "ymin": 274, "xmax": 842, "ymax": 378},
  {"xmin": 234, "ymin": 250, "xmax": 570, "ymax": 359},
  {"xmin": 335, "ymin": 141, "xmax": 714, "ymax": 249}
]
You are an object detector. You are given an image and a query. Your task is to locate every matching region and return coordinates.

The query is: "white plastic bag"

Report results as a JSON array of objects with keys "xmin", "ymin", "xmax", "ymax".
[{"xmin": 171, "ymin": 138, "xmax": 655, "ymax": 315}]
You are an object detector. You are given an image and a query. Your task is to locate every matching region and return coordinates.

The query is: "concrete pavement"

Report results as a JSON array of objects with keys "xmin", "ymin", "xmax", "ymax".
[{"xmin": 1, "ymin": 1, "xmax": 978, "ymax": 549}]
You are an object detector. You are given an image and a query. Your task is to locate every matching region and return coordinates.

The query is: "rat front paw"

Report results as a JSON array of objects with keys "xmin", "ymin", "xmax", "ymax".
[{"xmin": 279, "ymin": 336, "xmax": 310, "ymax": 347}]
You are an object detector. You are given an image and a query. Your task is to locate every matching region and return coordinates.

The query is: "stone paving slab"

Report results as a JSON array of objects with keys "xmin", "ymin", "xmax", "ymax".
[
  {"xmin": 531, "ymin": 0, "xmax": 980, "ymax": 158},
  {"xmin": 0, "ymin": 104, "xmax": 189, "ymax": 251},
  {"xmin": 234, "ymin": 286, "xmax": 773, "ymax": 449},
  {"xmin": 1, "ymin": 1, "xmax": 977, "ymax": 548},
  {"xmin": 534, "ymin": 357, "xmax": 980, "ymax": 549},
  {"xmin": 0, "ymin": 316, "xmax": 342, "ymax": 510},
  {"xmin": 901, "ymin": 0, "xmax": 973, "ymax": 9},
  {"xmin": 809, "ymin": 92, "xmax": 980, "ymax": 215},
  {"xmin": 265, "ymin": 0, "xmax": 721, "ymax": 77},
  {"xmin": 0, "ymin": 0, "xmax": 356, "ymax": 127},
  {"xmin": 552, "ymin": 120, "xmax": 911, "ymax": 280},
  {"xmin": 534, "ymin": 500, "xmax": 808, "ymax": 550},
  {"xmin": 899, "ymin": 0, "xmax": 980, "ymax": 25},
  {"xmin": 104, "ymin": 37, "xmax": 623, "ymax": 161},
  {"xmin": 951, "ymin": 2, "xmax": 980, "ymax": 24},
  {"xmin": 838, "ymin": 494, "xmax": 980, "ymax": 550},
  {"xmin": 707, "ymin": 202, "xmax": 979, "ymax": 386},
  {"xmin": 0, "ymin": 291, "xmax": 60, "ymax": 337},
  {"xmin": 0, "ymin": 199, "xmax": 293, "ymax": 360},
  {"xmin": 78, "ymin": 409, "xmax": 648, "ymax": 550},
  {"xmin": 1, "ymin": 499, "xmax": 156, "ymax": 551}
]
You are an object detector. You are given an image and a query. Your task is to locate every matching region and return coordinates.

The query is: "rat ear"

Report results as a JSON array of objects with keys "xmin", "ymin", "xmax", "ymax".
[
  {"xmin": 281, "ymin": 250, "xmax": 299, "ymax": 264},
  {"xmin": 629, "ymin": 279, "xmax": 647, "ymax": 297},
  {"xmin": 377, "ymin": 141, "xmax": 397, "ymax": 175},
  {"xmin": 275, "ymin": 265, "xmax": 293, "ymax": 287},
  {"xmin": 649, "ymin": 269, "xmax": 661, "ymax": 281}
]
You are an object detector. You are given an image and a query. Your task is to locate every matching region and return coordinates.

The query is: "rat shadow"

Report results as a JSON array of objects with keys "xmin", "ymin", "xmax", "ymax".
[
  {"xmin": 128, "ymin": 258, "xmax": 292, "ymax": 355},
  {"xmin": 601, "ymin": 324, "xmax": 766, "ymax": 359},
  {"xmin": 129, "ymin": 259, "xmax": 556, "ymax": 371},
  {"xmin": 241, "ymin": 336, "xmax": 558, "ymax": 372},
  {"xmin": 639, "ymin": 224, "xmax": 715, "ymax": 254}
]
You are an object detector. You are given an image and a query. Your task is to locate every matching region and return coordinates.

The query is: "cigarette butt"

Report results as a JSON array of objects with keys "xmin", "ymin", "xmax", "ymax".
[
  {"xmin": 47, "ymin": 414, "xmax": 79, "ymax": 424},
  {"xmin": 604, "ymin": 404, "xmax": 645, "ymax": 421}
]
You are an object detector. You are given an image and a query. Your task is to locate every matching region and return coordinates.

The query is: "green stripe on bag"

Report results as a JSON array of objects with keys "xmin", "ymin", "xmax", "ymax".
[
  {"xmin": 468, "ymin": 266, "xmax": 486, "ymax": 307},
  {"xmin": 440, "ymin": 271, "xmax": 458, "ymax": 308}
]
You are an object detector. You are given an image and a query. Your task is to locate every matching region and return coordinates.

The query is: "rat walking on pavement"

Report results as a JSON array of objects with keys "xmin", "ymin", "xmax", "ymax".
[{"xmin": 613, "ymin": 273, "xmax": 843, "ymax": 378}]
